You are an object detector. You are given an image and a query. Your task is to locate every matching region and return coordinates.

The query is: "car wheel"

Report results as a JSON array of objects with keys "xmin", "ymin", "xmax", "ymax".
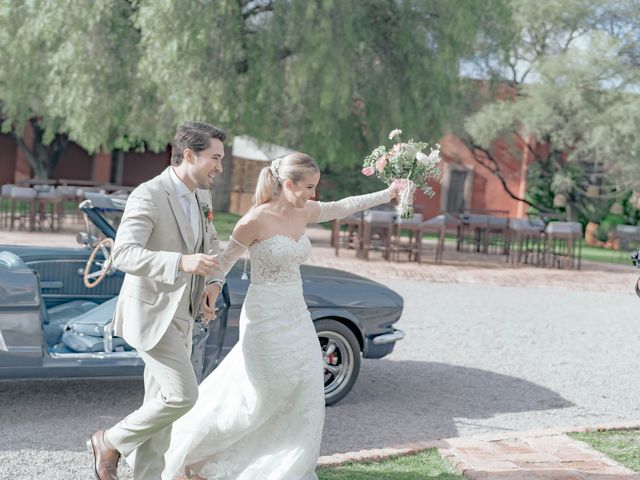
[{"xmin": 315, "ymin": 319, "xmax": 361, "ymax": 406}]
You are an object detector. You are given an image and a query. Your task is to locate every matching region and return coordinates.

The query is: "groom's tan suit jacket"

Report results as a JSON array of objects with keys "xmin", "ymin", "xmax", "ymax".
[{"xmin": 111, "ymin": 167, "xmax": 222, "ymax": 351}]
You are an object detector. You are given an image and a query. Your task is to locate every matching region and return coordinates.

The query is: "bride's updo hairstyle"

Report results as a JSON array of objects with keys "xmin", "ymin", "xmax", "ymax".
[{"xmin": 253, "ymin": 152, "xmax": 320, "ymax": 206}]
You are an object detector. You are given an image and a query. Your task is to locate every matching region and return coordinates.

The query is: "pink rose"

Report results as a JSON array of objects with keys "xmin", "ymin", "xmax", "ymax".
[
  {"xmin": 361, "ymin": 166, "xmax": 375, "ymax": 176},
  {"xmin": 375, "ymin": 157, "xmax": 388, "ymax": 172}
]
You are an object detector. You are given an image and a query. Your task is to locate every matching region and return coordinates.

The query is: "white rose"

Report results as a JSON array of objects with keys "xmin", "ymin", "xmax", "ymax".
[{"xmin": 388, "ymin": 129, "xmax": 402, "ymax": 140}]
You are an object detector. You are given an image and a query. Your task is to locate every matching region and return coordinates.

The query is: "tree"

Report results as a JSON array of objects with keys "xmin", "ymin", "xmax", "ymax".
[
  {"xmin": 463, "ymin": 0, "xmax": 640, "ymax": 220},
  {"xmin": 135, "ymin": 0, "xmax": 508, "ymax": 197},
  {"xmin": 1, "ymin": 0, "xmax": 507, "ymax": 195},
  {"xmin": 0, "ymin": 0, "xmax": 148, "ymax": 179}
]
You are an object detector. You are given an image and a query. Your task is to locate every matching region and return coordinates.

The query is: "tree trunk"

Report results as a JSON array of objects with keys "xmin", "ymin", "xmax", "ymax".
[
  {"xmin": 12, "ymin": 119, "xmax": 69, "ymax": 180},
  {"xmin": 211, "ymin": 147, "xmax": 233, "ymax": 212}
]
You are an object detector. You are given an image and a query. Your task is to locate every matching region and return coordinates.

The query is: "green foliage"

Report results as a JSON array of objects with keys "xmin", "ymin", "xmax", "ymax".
[
  {"xmin": 465, "ymin": 0, "xmax": 640, "ymax": 217},
  {"xmin": 211, "ymin": 212, "xmax": 242, "ymax": 241},
  {"xmin": 0, "ymin": 0, "xmax": 508, "ymax": 180},
  {"xmin": 320, "ymin": 165, "xmax": 387, "ymax": 201},
  {"xmin": 0, "ymin": 1, "xmax": 146, "ymax": 151}
]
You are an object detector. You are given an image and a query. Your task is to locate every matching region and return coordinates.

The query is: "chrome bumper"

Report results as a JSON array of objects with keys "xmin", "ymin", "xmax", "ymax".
[{"xmin": 372, "ymin": 329, "xmax": 405, "ymax": 345}]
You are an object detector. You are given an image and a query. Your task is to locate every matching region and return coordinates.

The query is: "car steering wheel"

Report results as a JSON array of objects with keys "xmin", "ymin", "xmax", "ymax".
[{"xmin": 83, "ymin": 238, "xmax": 115, "ymax": 288}]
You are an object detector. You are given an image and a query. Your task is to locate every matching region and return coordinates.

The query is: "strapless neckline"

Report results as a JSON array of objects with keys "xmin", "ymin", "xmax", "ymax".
[{"xmin": 251, "ymin": 234, "xmax": 309, "ymax": 248}]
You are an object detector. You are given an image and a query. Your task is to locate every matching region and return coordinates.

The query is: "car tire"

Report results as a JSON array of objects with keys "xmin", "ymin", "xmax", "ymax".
[{"xmin": 315, "ymin": 319, "xmax": 361, "ymax": 406}]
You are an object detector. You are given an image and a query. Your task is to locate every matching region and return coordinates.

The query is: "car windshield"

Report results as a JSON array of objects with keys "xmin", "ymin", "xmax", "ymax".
[
  {"xmin": 80, "ymin": 193, "xmax": 126, "ymax": 240},
  {"xmin": 97, "ymin": 208, "xmax": 123, "ymax": 231}
]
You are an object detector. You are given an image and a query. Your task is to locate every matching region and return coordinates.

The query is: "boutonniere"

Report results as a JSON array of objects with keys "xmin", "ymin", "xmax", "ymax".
[{"xmin": 201, "ymin": 204, "xmax": 214, "ymax": 224}]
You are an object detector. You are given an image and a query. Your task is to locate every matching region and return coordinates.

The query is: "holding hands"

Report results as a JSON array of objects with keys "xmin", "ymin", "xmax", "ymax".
[
  {"xmin": 178, "ymin": 253, "xmax": 222, "ymax": 325},
  {"xmin": 199, "ymin": 283, "xmax": 220, "ymax": 325}
]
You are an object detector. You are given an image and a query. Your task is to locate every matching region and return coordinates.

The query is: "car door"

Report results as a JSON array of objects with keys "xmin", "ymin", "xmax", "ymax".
[
  {"xmin": 25, "ymin": 250, "xmax": 123, "ymax": 310},
  {"xmin": 0, "ymin": 258, "xmax": 43, "ymax": 375}
]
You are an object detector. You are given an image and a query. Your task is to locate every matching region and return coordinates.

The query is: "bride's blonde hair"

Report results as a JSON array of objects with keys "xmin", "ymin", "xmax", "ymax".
[{"xmin": 253, "ymin": 152, "xmax": 320, "ymax": 206}]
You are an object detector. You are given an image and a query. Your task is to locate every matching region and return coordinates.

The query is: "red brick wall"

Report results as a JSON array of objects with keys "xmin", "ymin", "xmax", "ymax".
[
  {"xmin": 122, "ymin": 149, "xmax": 171, "ymax": 187},
  {"xmin": 52, "ymin": 142, "xmax": 93, "ymax": 180},
  {"xmin": 0, "ymin": 134, "xmax": 17, "ymax": 184},
  {"xmin": 413, "ymin": 133, "xmax": 529, "ymax": 220}
]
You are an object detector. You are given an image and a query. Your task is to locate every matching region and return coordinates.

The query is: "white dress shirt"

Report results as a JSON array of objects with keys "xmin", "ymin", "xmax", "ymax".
[
  {"xmin": 168, "ymin": 167, "xmax": 225, "ymax": 289},
  {"xmin": 169, "ymin": 167, "xmax": 200, "ymax": 242}
]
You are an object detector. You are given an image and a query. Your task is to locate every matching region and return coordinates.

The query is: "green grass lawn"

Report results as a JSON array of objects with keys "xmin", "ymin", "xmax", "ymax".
[
  {"xmin": 212, "ymin": 212, "xmax": 241, "ymax": 240},
  {"xmin": 579, "ymin": 243, "xmax": 634, "ymax": 265},
  {"xmin": 569, "ymin": 430, "xmax": 640, "ymax": 472},
  {"xmin": 317, "ymin": 450, "xmax": 463, "ymax": 480}
]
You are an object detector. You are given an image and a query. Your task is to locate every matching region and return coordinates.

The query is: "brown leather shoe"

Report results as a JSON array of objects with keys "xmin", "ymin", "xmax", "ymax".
[{"xmin": 87, "ymin": 430, "xmax": 120, "ymax": 480}]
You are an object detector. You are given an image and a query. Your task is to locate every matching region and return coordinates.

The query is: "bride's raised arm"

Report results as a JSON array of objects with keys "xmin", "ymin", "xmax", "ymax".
[{"xmin": 306, "ymin": 180, "xmax": 403, "ymax": 224}]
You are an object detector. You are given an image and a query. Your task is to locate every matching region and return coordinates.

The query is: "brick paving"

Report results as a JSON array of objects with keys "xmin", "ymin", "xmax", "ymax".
[
  {"xmin": 319, "ymin": 424, "xmax": 640, "ymax": 479},
  {"xmin": 439, "ymin": 432, "xmax": 639, "ymax": 479}
]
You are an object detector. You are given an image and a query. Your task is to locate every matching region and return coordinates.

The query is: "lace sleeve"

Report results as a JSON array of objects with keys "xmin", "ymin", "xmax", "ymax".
[
  {"xmin": 315, "ymin": 189, "xmax": 393, "ymax": 223},
  {"xmin": 209, "ymin": 236, "xmax": 248, "ymax": 279}
]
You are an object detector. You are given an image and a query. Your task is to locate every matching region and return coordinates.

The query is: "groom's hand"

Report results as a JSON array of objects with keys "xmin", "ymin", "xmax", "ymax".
[
  {"xmin": 179, "ymin": 253, "xmax": 221, "ymax": 276},
  {"xmin": 200, "ymin": 283, "xmax": 221, "ymax": 325}
]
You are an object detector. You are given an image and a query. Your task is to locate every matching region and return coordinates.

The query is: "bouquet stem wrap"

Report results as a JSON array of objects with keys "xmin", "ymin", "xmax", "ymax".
[{"xmin": 397, "ymin": 180, "xmax": 417, "ymax": 219}]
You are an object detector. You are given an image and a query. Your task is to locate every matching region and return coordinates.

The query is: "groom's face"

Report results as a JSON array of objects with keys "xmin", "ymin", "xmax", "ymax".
[{"xmin": 187, "ymin": 138, "xmax": 224, "ymax": 189}]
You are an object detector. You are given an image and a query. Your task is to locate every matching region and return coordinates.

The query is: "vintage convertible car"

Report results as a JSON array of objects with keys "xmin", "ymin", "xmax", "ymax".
[{"xmin": 0, "ymin": 193, "xmax": 404, "ymax": 404}]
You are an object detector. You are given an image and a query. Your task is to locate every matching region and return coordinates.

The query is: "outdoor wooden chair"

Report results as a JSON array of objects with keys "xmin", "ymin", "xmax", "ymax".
[
  {"xmin": 8, "ymin": 187, "xmax": 37, "ymax": 231},
  {"xmin": 612, "ymin": 225, "xmax": 640, "ymax": 250},
  {"xmin": 35, "ymin": 187, "xmax": 64, "ymax": 231},
  {"xmin": 0, "ymin": 184, "xmax": 16, "ymax": 229},
  {"xmin": 485, "ymin": 215, "xmax": 510, "ymax": 255},
  {"xmin": 331, "ymin": 212, "xmax": 363, "ymax": 256},
  {"xmin": 457, "ymin": 214, "xmax": 490, "ymax": 253},
  {"xmin": 506, "ymin": 218, "xmax": 546, "ymax": 265},
  {"xmin": 361, "ymin": 210, "xmax": 396, "ymax": 260},
  {"xmin": 544, "ymin": 221, "xmax": 583, "ymax": 270},
  {"xmin": 390, "ymin": 213, "xmax": 424, "ymax": 261},
  {"xmin": 414, "ymin": 213, "xmax": 461, "ymax": 264}
]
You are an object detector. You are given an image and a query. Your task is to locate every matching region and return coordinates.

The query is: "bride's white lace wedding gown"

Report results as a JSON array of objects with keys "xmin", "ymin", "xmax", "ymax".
[{"xmin": 162, "ymin": 189, "xmax": 392, "ymax": 480}]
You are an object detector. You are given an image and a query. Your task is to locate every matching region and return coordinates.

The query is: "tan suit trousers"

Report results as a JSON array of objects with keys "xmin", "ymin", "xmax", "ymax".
[{"xmin": 106, "ymin": 316, "xmax": 197, "ymax": 479}]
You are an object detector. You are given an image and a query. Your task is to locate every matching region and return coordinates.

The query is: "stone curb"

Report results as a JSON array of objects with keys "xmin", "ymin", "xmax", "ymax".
[{"xmin": 316, "ymin": 420, "xmax": 640, "ymax": 468}]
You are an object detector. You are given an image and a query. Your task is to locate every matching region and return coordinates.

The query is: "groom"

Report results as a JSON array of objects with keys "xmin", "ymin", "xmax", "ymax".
[{"xmin": 88, "ymin": 121, "xmax": 227, "ymax": 480}]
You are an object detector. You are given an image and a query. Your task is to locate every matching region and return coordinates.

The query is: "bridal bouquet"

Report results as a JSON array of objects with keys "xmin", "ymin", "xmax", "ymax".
[{"xmin": 362, "ymin": 129, "xmax": 442, "ymax": 219}]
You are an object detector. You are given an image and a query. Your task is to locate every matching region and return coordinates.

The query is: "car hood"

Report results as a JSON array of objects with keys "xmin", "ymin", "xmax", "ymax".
[{"xmin": 299, "ymin": 264, "xmax": 404, "ymax": 309}]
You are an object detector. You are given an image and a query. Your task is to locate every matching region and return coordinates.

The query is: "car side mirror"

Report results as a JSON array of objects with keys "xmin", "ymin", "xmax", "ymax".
[{"xmin": 76, "ymin": 232, "xmax": 98, "ymax": 249}]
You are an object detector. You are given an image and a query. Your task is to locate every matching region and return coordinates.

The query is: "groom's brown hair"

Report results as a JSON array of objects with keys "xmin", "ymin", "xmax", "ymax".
[{"xmin": 171, "ymin": 121, "xmax": 227, "ymax": 166}]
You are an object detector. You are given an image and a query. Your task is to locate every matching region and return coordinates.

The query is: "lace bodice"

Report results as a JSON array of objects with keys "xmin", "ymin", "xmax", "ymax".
[{"xmin": 248, "ymin": 234, "xmax": 311, "ymax": 284}]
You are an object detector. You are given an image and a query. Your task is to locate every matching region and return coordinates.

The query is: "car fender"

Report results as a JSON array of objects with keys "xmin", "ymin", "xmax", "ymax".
[{"xmin": 309, "ymin": 308, "xmax": 364, "ymax": 351}]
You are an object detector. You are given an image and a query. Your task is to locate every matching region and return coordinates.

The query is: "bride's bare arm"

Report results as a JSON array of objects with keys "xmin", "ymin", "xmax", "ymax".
[{"xmin": 306, "ymin": 183, "xmax": 403, "ymax": 224}]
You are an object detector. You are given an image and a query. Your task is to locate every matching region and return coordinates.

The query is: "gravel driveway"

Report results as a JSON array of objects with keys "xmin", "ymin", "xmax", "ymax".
[{"xmin": 2, "ymin": 279, "xmax": 639, "ymax": 479}]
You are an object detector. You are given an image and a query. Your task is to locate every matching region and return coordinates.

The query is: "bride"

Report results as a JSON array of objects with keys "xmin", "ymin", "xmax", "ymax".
[{"xmin": 163, "ymin": 152, "xmax": 403, "ymax": 480}]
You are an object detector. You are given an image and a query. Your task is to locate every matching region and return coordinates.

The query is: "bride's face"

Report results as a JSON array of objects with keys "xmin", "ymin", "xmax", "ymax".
[{"xmin": 284, "ymin": 172, "xmax": 320, "ymax": 208}]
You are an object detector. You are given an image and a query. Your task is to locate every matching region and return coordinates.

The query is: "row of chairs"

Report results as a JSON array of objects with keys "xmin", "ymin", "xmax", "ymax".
[
  {"xmin": 0, "ymin": 183, "xmax": 130, "ymax": 231},
  {"xmin": 331, "ymin": 211, "xmax": 584, "ymax": 269}
]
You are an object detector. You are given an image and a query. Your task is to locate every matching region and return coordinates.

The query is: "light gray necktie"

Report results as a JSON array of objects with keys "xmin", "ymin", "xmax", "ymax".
[{"xmin": 184, "ymin": 191, "xmax": 200, "ymax": 242}]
